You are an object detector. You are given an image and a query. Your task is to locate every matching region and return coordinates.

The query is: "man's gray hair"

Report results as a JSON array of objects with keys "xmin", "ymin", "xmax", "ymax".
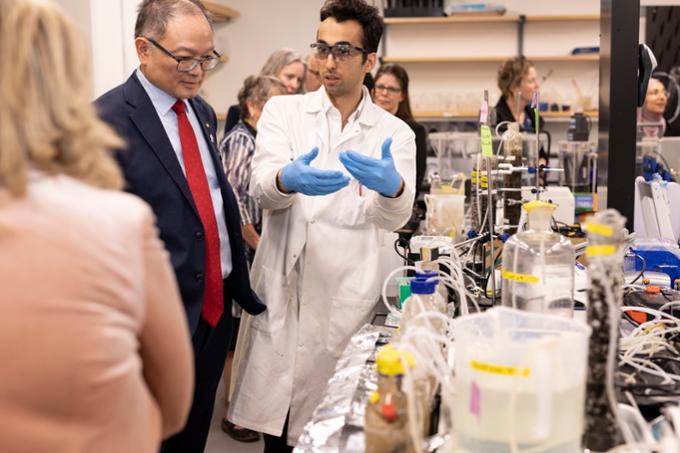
[{"xmin": 135, "ymin": 0, "xmax": 211, "ymax": 39}]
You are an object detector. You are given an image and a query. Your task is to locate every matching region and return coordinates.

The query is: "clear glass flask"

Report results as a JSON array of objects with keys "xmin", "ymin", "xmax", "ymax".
[{"xmin": 501, "ymin": 201, "xmax": 575, "ymax": 317}]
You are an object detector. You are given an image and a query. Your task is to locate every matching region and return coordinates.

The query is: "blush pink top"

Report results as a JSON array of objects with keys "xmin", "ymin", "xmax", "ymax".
[{"xmin": 0, "ymin": 173, "xmax": 193, "ymax": 453}]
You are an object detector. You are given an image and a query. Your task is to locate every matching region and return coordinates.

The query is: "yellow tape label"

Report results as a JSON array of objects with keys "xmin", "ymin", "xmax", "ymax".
[
  {"xmin": 502, "ymin": 270, "xmax": 539, "ymax": 284},
  {"xmin": 470, "ymin": 360, "xmax": 531, "ymax": 378},
  {"xmin": 586, "ymin": 223, "xmax": 614, "ymax": 237},
  {"xmin": 586, "ymin": 244, "xmax": 617, "ymax": 257}
]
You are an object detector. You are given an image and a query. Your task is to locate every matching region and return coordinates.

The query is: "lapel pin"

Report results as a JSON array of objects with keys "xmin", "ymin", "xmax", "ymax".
[{"xmin": 210, "ymin": 134, "xmax": 215, "ymax": 143}]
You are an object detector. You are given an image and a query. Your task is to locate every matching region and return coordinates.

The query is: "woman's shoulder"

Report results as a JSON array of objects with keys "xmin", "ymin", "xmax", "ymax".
[
  {"xmin": 33, "ymin": 174, "xmax": 153, "ymax": 226},
  {"xmin": 223, "ymin": 122, "xmax": 256, "ymax": 145}
]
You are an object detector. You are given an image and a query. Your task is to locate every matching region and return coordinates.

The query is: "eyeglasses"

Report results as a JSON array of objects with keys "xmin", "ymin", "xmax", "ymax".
[
  {"xmin": 145, "ymin": 37, "xmax": 221, "ymax": 72},
  {"xmin": 374, "ymin": 84, "xmax": 402, "ymax": 95},
  {"xmin": 310, "ymin": 42, "xmax": 368, "ymax": 62}
]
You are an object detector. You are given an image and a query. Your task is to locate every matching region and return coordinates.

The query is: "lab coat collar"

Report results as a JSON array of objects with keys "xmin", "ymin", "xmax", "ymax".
[{"xmin": 306, "ymin": 85, "xmax": 377, "ymax": 127}]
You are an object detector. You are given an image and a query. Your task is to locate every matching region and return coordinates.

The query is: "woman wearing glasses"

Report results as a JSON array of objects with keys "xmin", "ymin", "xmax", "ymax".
[
  {"xmin": 372, "ymin": 63, "xmax": 428, "ymax": 200},
  {"xmin": 639, "ymin": 77, "xmax": 669, "ymax": 138},
  {"xmin": 223, "ymin": 49, "xmax": 306, "ymax": 136}
]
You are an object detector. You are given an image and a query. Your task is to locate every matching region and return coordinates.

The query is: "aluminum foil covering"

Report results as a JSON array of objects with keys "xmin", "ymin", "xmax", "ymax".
[{"xmin": 294, "ymin": 324, "xmax": 394, "ymax": 453}]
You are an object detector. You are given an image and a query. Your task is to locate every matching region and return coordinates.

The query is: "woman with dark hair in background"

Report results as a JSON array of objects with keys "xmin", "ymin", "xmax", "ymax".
[
  {"xmin": 223, "ymin": 49, "xmax": 306, "ymax": 135},
  {"xmin": 639, "ymin": 77, "xmax": 669, "ymax": 138},
  {"xmin": 218, "ymin": 75, "xmax": 286, "ymax": 443},
  {"xmin": 372, "ymin": 63, "xmax": 427, "ymax": 199}
]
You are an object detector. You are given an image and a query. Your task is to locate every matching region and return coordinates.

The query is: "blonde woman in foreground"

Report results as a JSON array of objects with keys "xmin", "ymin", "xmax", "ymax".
[{"xmin": 0, "ymin": 1, "xmax": 193, "ymax": 452}]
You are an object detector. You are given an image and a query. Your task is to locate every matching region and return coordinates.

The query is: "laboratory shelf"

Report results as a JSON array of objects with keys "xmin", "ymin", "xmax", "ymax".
[
  {"xmin": 384, "ymin": 14, "xmax": 600, "ymax": 25},
  {"xmin": 202, "ymin": 1, "xmax": 239, "ymax": 22},
  {"xmin": 382, "ymin": 54, "xmax": 599, "ymax": 64},
  {"xmin": 384, "ymin": 14, "xmax": 518, "ymax": 25}
]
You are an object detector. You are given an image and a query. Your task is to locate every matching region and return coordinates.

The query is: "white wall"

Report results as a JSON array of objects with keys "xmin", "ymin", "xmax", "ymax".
[{"xmin": 201, "ymin": 0, "xmax": 324, "ymax": 115}]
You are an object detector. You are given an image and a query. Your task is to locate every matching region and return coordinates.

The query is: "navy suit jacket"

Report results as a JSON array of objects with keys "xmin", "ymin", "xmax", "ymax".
[{"xmin": 95, "ymin": 73, "xmax": 265, "ymax": 334}]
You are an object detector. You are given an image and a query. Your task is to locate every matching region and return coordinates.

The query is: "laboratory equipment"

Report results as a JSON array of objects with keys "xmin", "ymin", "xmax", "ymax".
[
  {"xmin": 519, "ymin": 186, "xmax": 576, "ymax": 226},
  {"xmin": 365, "ymin": 344, "xmax": 415, "ymax": 453},
  {"xmin": 558, "ymin": 141, "xmax": 597, "ymax": 194},
  {"xmin": 633, "ymin": 176, "xmax": 680, "ymax": 242},
  {"xmin": 501, "ymin": 122, "xmax": 523, "ymax": 234},
  {"xmin": 583, "ymin": 210, "xmax": 627, "ymax": 452},
  {"xmin": 452, "ymin": 307, "xmax": 591, "ymax": 453},
  {"xmin": 424, "ymin": 193, "xmax": 465, "ymax": 239},
  {"xmin": 400, "ymin": 278, "xmax": 447, "ymax": 338},
  {"xmin": 566, "ymin": 112, "xmax": 592, "ymax": 142},
  {"xmin": 501, "ymin": 201, "xmax": 575, "ymax": 317},
  {"xmin": 630, "ymin": 239, "xmax": 680, "ymax": 283}
]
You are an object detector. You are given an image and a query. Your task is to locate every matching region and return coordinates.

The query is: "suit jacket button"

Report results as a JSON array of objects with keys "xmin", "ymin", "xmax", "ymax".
[
  {"xmin": 195, "ymin": 272, "xmax": 204, "ymax": 281},
  {"xmin": 195, "ymin": 231, "xmax": 204, "ymax": 240}
]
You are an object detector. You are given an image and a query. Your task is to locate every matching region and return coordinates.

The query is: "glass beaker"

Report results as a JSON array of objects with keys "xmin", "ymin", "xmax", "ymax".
[
  {"xmin": 452, "ymin": 307, "xmax": 592, "ymax": 453},
  {"xmin": 501, "ymin": 201, "xmax": 575, "ymax": 317},
  {"xmin": 424, "ymin": 193, "xmax": 465, "ymax": 240}
]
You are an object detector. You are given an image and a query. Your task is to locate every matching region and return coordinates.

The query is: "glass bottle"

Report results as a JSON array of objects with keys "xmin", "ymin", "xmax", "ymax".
[
  {"xmin": 400, "ymin": 278, "xmax": 447, "ymax": 337},
  {"xmin": 501, "ymin": 201, "xmax": 575, "ymax": 317},
  {"xmin": 365, "ymin": 345, "xmax": 415, "ymax": 453}
]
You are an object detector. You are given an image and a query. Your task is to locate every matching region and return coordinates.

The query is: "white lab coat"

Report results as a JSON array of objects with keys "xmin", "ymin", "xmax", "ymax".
[{"xmin": 228, "ymin": 87, "xmax": 415, "ymax": 444}]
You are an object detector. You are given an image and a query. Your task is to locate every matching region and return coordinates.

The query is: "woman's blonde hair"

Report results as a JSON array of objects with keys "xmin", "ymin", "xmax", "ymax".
[
  {"xmin": 259, "ymin": 48, "xmax": 306, "ymax": 94},
  {"xmin": 0, "ymin": 0, "xmax": 125, "ymax": 197},
  {"xmin": 497, "ymin": 56, "xmax": 535, "ymax": 100}
]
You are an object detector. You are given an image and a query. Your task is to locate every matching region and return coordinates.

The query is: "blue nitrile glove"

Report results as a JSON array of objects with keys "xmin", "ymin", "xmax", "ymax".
[
  {"xmin": 280, "ymin": 147, "xmax": 350, "ymax": 196},
  {"xmin": 339, "ymin": 137, "xmax": 403, "ymax": 197}
]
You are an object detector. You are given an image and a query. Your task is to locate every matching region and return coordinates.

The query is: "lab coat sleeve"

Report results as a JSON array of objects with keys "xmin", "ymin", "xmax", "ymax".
[
  {"xmin": 365, "ymin": 127, "xmax": 416, "ymax": 231},
  {"xmin": 249, "ymin": 98, "xmax": 297, "ymax": 211}
]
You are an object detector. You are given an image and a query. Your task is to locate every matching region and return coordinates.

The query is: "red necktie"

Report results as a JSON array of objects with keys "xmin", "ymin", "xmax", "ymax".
[{"xmin": 172, "ymin": 100, "xmax": 223, "ymax": 327}]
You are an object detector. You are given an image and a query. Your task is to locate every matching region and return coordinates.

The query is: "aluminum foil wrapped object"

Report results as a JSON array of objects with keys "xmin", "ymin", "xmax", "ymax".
[{"xmin": 294, "ymin": 324, "xmax": 393, "ymax": 452}]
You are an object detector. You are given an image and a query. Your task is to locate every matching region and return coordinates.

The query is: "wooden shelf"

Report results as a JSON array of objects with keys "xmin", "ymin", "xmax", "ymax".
[
  {"xmin": 383, "ymin": 54, "xmax": 598, "ymax": 64},
  {"xmin": 531, "ymin": 54, "xmax": 599, "ymax": 62},
  {"xmin": 203, "ymin": 1, "xmax": 239, "ymax": 22},
  {"xmin": 525, "ymin": 14, "xmax": 600, "ymax": 22},
  {"xmin": 382, "ymin": 56, "xmax": 507, "ymax": 63},
  {"xmin": 384, "ymin": 14, "xmax": 517, "ymax": 25},
  {"xmin": 384, "ymin": 14, "xmax": 600, "ymax": 25}
]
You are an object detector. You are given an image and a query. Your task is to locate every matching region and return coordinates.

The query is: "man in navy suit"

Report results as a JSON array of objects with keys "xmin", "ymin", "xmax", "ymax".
[{"xmin": 95, "ymin": 1, "xmax": 265, "ymax": 451}]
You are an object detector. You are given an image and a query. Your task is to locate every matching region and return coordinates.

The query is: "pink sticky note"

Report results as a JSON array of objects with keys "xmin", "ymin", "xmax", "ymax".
[
  {"xmin": 470, "ymin": 381, "xmax": 481, "ymax": 422},
  {"xmin": 479, "ymin": 101, "xmax": 488, "ymax": 124}
]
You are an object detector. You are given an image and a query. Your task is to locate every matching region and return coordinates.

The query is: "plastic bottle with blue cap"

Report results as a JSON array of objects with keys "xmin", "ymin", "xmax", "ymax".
[{"xmin": 400, "ymin": 277, "xmax": 448, "ymax": 338}]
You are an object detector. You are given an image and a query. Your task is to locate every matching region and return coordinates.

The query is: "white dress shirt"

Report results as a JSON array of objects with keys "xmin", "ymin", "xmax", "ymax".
[{"xmin": 136, "ymin": 68, "xmax": 232, "ymax": 279}]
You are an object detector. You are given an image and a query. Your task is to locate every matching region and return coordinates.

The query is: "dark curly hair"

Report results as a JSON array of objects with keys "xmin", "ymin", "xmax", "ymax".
[
  {"xmin": 497, "ymin": 56, "xmax": 535, "ymax": 100},
  {"xmin": 320, "ymin": 0, "xmax": 384, "ymax": 56}
]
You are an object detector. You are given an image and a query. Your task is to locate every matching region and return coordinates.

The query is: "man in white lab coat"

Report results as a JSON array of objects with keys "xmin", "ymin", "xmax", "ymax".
[{"xmin": 228, "ymin": 0, "xmax": 416, "ymax": 450}]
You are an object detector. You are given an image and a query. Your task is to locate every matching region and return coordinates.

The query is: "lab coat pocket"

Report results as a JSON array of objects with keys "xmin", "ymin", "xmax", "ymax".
[
  {"xmin": 327, "ymin": 296, "xmax": 375, "ymax": 355},
  {"xmin": 332, "ymin": 186, "xmax": 368, "ymax": 228},
  {"xmin": 250, "ymin": 266, "xmax": 289, "ymax": 335}
]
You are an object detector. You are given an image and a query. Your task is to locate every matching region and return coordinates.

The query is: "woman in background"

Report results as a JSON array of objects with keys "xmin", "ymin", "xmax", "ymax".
[
  {"xmin": 218, "ymin": 75, "xmax": 286, "ymax": 443},
  {"xmin": 372, "ymin": 63, "xmax": 427, "ymax": 200},
  {"xmin": 639, "ymin": 77, "xmax": 669, "ymax": 138},
  {"xmin": 495, "ymin": 56, "xmax": 548, "ymax": 164},
  {"xmin": 223, "ymin": 48, "xmax": 306, "ymax": 135},
  {"xmin": 0, "ymin": 1, "xmax": 193, "ymax": 452}
]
